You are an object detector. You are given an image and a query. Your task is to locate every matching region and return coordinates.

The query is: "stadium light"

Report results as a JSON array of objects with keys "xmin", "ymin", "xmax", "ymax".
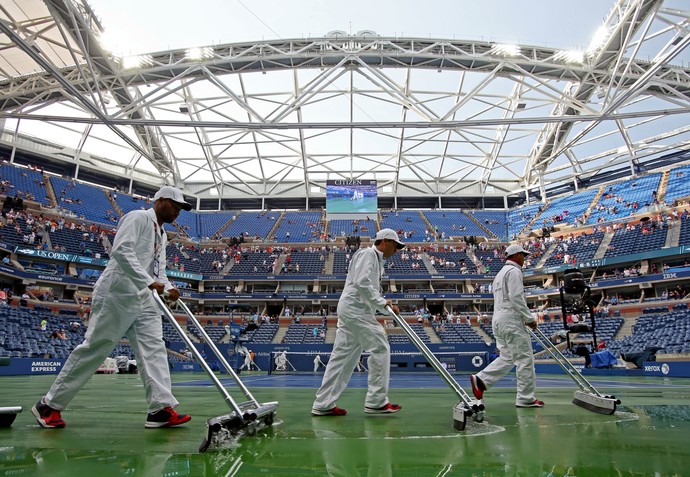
[
  {"xmin": 555, "ymin": 50, "xmax": 585, "ymax": 64},
  {"xmin": 121, "ymin": 54, "xmax": 152, "ymax": 70},
  {"xmin": 587, "ymin": 25, "xmax": 609, "ymax": 54},
  {"xmin": 186, "ymin": 47, "xmax": 213, "ymax": 60},
  {"xmin": 490, "ymin": 43, "xmax": 521, "ymax": 57}
]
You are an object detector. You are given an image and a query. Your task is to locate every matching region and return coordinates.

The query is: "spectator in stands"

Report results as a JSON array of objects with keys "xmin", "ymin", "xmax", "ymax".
[
  {"xmin": 32, "ymin": 186, "xmax": 193, "ymax": 430},
  {"xmin": 470, "ymin": 244, "xmax": 544, "ymax": 408},
  {"xmin": 311, "ymin": 228, "xmax": 405, "ymax": 417}
]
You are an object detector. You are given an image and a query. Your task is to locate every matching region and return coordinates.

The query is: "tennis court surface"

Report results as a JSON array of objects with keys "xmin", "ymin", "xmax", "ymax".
[{"xmin": 2, "ymin": 372, "xmax": 689, "ymax": 476}]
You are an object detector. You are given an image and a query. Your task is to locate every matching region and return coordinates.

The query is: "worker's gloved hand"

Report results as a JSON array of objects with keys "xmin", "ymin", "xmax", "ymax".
[
  {"xmin": 166, "ymin": 288, "xmax": 180, "ymax": 302},
  {"xmin": 149, "ymin": 282, "xmax": 165, "ymax": 295},
  {"xmin": 386, "ymin": 300, "xmax": 400, "ymax": 315}
]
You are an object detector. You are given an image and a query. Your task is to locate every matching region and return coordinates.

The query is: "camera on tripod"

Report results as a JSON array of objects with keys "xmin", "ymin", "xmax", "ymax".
[{"xmin": 558, "ymin": 269, "xmax": 600, "ymax": 361}]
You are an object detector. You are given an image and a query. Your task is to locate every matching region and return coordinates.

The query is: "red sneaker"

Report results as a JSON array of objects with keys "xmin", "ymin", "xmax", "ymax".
[
  {"xmin": 145, "ymin": 407, "xmax": 191, "ymax": 428},
  {"xmin": 365, "ymin": 403, "xmax": 401, "ymax": 414},
  {"xmin": 32, "ymin": 399, "xmax": 66, "ymax": 428},
  {"xmin": 516, "ymin": 399, "xmax": 545, "ymax": 408},
  {"xmin": 311, "ymin": 406, "xmax": 347, "ymax": 416},
  {"xmin": 470, "ymin": 375, "xmax": 486, "ymax": 400}
]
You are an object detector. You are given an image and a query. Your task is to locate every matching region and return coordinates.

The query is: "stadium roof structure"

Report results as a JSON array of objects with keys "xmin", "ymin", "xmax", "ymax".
[{"xmin": 0, "ymin": 0, "xmax": 689, "ymax": 210}]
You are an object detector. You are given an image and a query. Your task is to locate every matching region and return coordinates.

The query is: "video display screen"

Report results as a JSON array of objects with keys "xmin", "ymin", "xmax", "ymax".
[{"xmin": 326, "ymin": 180, "xmax": 378, "ymax": 214}]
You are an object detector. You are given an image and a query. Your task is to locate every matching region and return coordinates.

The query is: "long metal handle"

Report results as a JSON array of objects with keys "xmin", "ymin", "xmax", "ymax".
[
  {"xmin": 529, "ymin": 326, "xmax": 601, "ymax": 396},
  {"xmin": 174, "ymin": 298, "xmax": 259, "ymax": 404},
  {"xmin": 386, "ymin": 305, "xmax": 475, "ymax": 405},
  {"xmin": 152, "ymin": 292, "xmax": 250, "ymax": 416}
]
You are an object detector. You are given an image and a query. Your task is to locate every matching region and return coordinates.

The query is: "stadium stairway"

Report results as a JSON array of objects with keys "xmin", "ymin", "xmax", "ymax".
[
  {"xmin": 583, "ymin": 186, "xmax": 605, "ymax": 223},
  {"xmin": 417, "ymin": 211, "xmax": 435, "ymax": 238},
  {"xmin": 465, "ymin": 247, "xmax": 481, "ymax": 270},
  {"xmin": 421, "ymin": 253, "xmax": 437, "ymax": 274},
  {"xmin": 325, "ymin": 326, "xmax": 336, "ymax": 343},
  {"xmin": 426, "ymin": 325, "xmax": 442, "ymax": 343},
  {"xmin": 474, "ymin": 324, "xmax": 493, "ymax": 344},
  {"xmin": 465, "ymin": 213, "xmax": 496, "ymax": 239},
  {"xmin": 593, "ymin": 232, "xmax": 614, "ymax": 260},
  {"xmin": 665, "ymin": 219, "xmax": 682, "ymax": 248},
  {"xmin": 43, "ymin": 174, "xmax": 58, "ymax": 206},
  {"xmin": 657, "ymin": 170, "xmax": 670, "ymax": 203},
  {"xmin": 213, "ymin": 216, "xmax": 236, "ymax": 237},
  {"xmin": 323, "ymin": 253, "xmax": 334, "ymax": 275},
  {"xmin": 267, "ymin": 212, "xmax": 285, "ymax": 241},
  {"xmin": 535, "ymin": 242, "xmax": 558, "ymax": 268},
  {"xmin": 107, "ymin": 193, "xmax": 123, "ymax": 218},
  {"xmin": 519, "ymin": 200, "xmax": 550, "ymax": 235},
  {"xmin": 614, "ymin": 316, "xmax": 636, "ymax": 341},
  {"xmin": 272, "ymin": 325, "xmax": 288, "ymax": 344}
]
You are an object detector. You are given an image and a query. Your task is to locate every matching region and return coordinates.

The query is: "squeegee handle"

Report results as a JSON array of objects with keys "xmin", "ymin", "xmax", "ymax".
[
  {"xmin": 385, "ymin": 305, "xmax": 474, "ymax": 403},
  {"xmin": 153, "ymin": 291, "xmax": 248, "ymax": 416}
]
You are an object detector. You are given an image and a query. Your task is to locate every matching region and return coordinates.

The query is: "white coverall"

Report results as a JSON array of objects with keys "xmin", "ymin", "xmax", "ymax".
[
  {"xmin": 312, "ymin": 246, "xmax": 391, "ymax": 410},
  {"xmin": 275, "ymin": 352, "xmax": 287, "ymax": 371},
  {"xmin": 475, "ymin": 260, "xmax": 537, "ymax": 405},
  {"xmin": 313, "ymin": 354, "xmax": 325, "ymax": 372},
  {"xmin": 45, "ymin": 208, "xmax": 178, "ymax": 412}
]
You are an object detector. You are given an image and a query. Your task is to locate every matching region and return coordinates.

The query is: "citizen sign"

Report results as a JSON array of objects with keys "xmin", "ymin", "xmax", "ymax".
[{"xmin": 333, "ymin": 180, "xmax": 363, "ymax": 185}]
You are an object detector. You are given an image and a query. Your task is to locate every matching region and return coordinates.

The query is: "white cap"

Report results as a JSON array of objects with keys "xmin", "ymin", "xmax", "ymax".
[
  {"xmin": 505, "ymin": 244, "xmax": 531, "ymax": 257},
  {"xmin": 153, "ymin": 186, "xmax": 192, "ymax": 211},
  {"xmin": 375, "ymin": 228, "xmax": 405, "ymax": 249}
]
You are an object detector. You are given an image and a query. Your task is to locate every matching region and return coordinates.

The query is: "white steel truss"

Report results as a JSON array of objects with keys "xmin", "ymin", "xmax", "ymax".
[{"xmin": 0, "ymin": 0, "xmax": 688, "ymax": 204}]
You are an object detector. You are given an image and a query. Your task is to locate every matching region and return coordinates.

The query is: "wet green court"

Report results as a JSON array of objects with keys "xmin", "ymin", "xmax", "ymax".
[{"xmin": 1, "ymin": 372, "xmax": 689, "ymax": 476}]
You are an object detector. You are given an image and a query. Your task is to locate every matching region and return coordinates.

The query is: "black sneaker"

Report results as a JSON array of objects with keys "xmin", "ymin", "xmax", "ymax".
[
  {"xmin": 32, "ymin": 399, "xmax": 66, "ymax": 428},
  {"xmin": 145, "ymin": 407, "xmax": 191, "ymax": 428}
]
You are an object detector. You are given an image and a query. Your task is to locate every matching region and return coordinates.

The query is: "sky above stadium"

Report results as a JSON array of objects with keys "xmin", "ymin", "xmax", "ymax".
[{"xmin": 90, "ymin": 0, "xmax": 613, "ymax": 56}]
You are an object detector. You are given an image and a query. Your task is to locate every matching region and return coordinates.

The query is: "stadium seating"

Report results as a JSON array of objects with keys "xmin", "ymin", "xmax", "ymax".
[
  {"xmin": 0, "ymin": 163, "xmax": 50, "ymax": 206},
  {"xmin": 469, "ymin": 211, "xmax": 509, "ymax": 239},
  {"xmin": 329, "ymin": 219, "xmax": 376, "ymax": 239},
  {"xmin": 273, "ymin": 212, "xmax": 324, "ymax": 242},
  {"xmin": 198, "ymin": 211, "xmax": 237, "ymax": 239},
  {"xmin": 51, "ymin": 177, "xmax": 116, "ymax": 224},
  {"xmin": 379, "ymin": 211, "xmax": 429, "ymax": 241},
  {"xmin": 433, "ymin": 323, "xmax": 485, "ymax": 344},
  {"xmin": 540, "ymin": 231, "xmax": 605, "ymax": 269},
  {"xmin": 48, "ymin": 227, "xmax": 109, "ymax": 258},
  {"xmin": 0, "ymin": 306, "xmax": 85, "ymax": 359},
  {"xmin": 114, "ymin": 193, "xmax": 150, "ymax": 216},
  {"xmin": 537, "ymin": 189, "xmax": 598, "ymax": 227},
  {"xmin": 280, "ymin": 251, "xmax": 325, "ymax": 275},
  {"xmin": 587, "ymin": 174, "xmax": 661, "ymax": 224},
  {"xmin": 664, "ymin": 163, "xmax": 690, "ymax": 205},
  {"xmin": 388, "ymin": 323, "xmax": 431, "ymax": 344},
  {"xmin": 608, "ymin": 308, "xmax": 690, "ymax": 356},
  {"xmin": 221, "ymin": 212, "xmax": 277, "ymax": 240},
  {"xmin": 423, "ymin": 211, "xmax": 487, "ymax": 239},
  {"xmin": 604, "ymin": 225, "xmax": 668, "ymax": 258},
  {"xmin": 507, "ymin": 203, "xmax": 543, "ymax": 238}
]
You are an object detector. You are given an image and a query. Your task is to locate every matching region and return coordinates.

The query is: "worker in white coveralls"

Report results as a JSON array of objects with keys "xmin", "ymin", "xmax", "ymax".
[
  {"xmin": 32, "ymin": 186, "xmax": 193, "ymax": 429},
  {"xmin": 469, "ymin": 244, "xmax": 544, "ymax": 408},
  {"xmin": 313, "ymin": 353, "xmax": 326, "ymax": 372},
  {"xmin": 311, "ymin": 228, "xmax": 405, "ymax": 416},
  {"xmin": 274, "ymin": 350, "xmax": 288, "ymax": 371}
]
